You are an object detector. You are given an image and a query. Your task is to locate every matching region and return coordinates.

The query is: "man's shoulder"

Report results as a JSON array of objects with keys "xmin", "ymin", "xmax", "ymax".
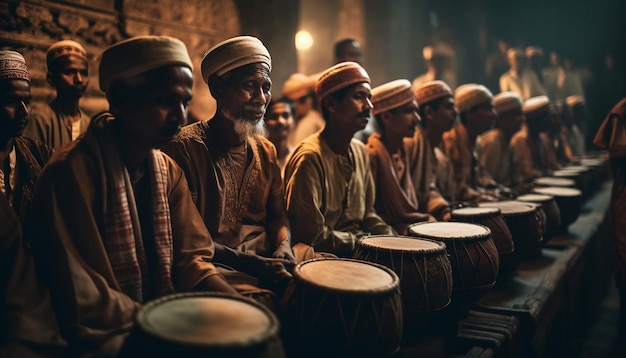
[{"xmin": 170, "ymin": 121, "xmax": 209, "ymax": 145}]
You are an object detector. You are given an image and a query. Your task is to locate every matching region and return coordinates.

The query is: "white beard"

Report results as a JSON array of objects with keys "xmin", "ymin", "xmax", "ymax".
[{"xmin": 222, "ymin": 107, "xmax": 267, "ymax": 141}]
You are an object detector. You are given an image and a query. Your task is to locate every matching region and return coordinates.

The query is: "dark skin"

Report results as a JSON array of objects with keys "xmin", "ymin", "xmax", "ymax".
[
  {"xmin": 47, "ymin": 55, "xmax": 88, "ymax": 120},
  {"xmin": 0, "ymin": 78, "xmax": 31, "ymax": 163},
  {"xmin": 108, "ymin": 64, "xmax": 236, "ymax": 294}
]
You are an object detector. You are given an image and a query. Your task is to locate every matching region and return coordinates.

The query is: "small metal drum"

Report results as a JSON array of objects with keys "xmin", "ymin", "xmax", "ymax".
[
  {"xmin": 533, "ymin": 186, "xmax": 583, "ymax": 232},
  {"xmin": 353, "ymin": 236, "xmax": 453, "ymax": 336},
  {"xmin": 407, "ymin": 222, "xmax": 499, "ymax": 315},
  {"xmin": 517, "ymin": 193, "xmax": 562, "ymax": 241},
  {"xmin": 120, "ymin": 292, "xmax": 285, "ymax": 357},
  {"xmin": 479, "ymin": 200, "xmax": 545, "ymax": 259},
  {"xmin": 451, "ymin": 207, "xmax": 515, "ymax": 280},
  {"xmin": 280, "ymin": 258, "xmax": 403, "ymax": 358}
]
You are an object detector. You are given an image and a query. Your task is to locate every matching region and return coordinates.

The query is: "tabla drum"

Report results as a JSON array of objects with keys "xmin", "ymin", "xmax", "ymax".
[
  {"xmin": 407, "ymin": 222, "xmax": 499, "ymax": 315},
  {"xmin": 479, "ymin": 201, "xmax": 544, "ymax": 259},
  {"xmin": 451, "ymin": 207, "xmax": 515, "ymax": 280},
  {"xmin": 552, "ymin": 168, "xmax": 590, "ymax": 196},
  {"xmin": 533, "ymin": 186, "xmax": 583, "ymax": 231},
  {"xmin": 534, "ymin": 176, "xmax": 576, "ymax": 188},
  {"xmin": 119, "ymin": 292, "xmax": 284, "ymax": 358},
  {"xmin": 353, "ymin": 236, "xmax": 452, "ymax": 336},
  {"xmin": 517, "ymin": 193, "xmax": 562, "ymax": 241},
  {"xmin": 280, "ymin": 258, "xmax": 403, "ymax": 358}
]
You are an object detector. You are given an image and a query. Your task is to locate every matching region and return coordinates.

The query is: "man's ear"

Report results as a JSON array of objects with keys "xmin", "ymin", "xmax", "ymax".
[
  {"xmin": 323, "ymin": 96, "xmax": 336, "ymax": 113},
  {"xmin": 46, "ymin": 71, "xmax": 55, "ymax": 87},
  {"xmin": 208, "ymin": 75, "xmax": 223, "ymax": 100}
]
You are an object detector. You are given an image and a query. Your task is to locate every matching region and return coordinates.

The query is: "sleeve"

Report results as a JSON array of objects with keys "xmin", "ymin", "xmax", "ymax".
[
  {"xmin": 476, "ymin": 136, "xmax": 499, "ymax": 187},
  {"xmin": 167, "ymin": 159, "xmax": 223, "ymax": 291},
  {"xmin": 284, "ymin": 151, "xmax": 359, "ymax": 257},
  {"xmin": 27, "ymin": 160, "xmax": 139, "ymax": 353},
  {"xmin": 22, "ymin": 110, "xmax": 48, "ymax": 144},
  {"xmin": 511, "ymin": 137, "xmax": 541, "ymax": 186},
  {"xmin": 361, "ymin": 152, "xmax": 396, "ymax": 235},
  {"xmin": 265, "ymin": 146, "xmax": 292, "ymax": 252}
]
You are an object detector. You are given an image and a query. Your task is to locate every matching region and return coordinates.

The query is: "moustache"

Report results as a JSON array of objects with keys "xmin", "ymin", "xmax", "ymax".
[{"xmin": 358, "ymin": 111, "xmax": 371, "ymax": 118}]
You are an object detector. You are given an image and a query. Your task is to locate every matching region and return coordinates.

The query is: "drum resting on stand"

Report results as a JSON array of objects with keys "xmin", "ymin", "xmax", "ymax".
[
  {"xmin": 119, "ymin": 292, "xmax": 285, "ymax": 358},
  {"xmin": 533, "ymin": 186, "xmax": 583, "ymax": 233},
  {"xmin": 407, "ymin": 222, "xmax": 499, "ymax": 318},
  {"xmin": 517, "ymin": 193, "xmax": 562, "ymax": 242},
  {"xmin": 280, "ymin": 258, "xmax": 403, "ymax": 358},
  {"xmin": 353, "ymin": 235, "xmax": 453, "ymax": 339}
]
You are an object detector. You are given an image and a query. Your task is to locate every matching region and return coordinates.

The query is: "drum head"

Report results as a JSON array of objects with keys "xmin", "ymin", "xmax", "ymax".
[
  {"xmin": 359, "ymin": 236, "xmax": 445, "ymax": 253},
  {"xmin": 137, "ymin": 293, "xmax": 278, "ymax": 348},
  {"xmin": 478, "ymin": 201, "xmax": 536, "ymax": 216},
  {"xmin": 296, "ymin": 258, "xmax": 398, "ymax": 293},
  {"xmin": 408, "ymin": 222, "xmax": 490, "ymax": 240},
  {"xmin": 534, "ymin": 177, "xmax": 575, "ymax": 187},
  {"xmin": 451, "ymin": 207, "xmax": 500, "ymax": 218},
  {"xmin": 534, "ymin": 186, "xmax": 582, "ymax": 197},
  {"xmin": 517, "ymin": 193, "xmax": 553, "ymax": 203}
]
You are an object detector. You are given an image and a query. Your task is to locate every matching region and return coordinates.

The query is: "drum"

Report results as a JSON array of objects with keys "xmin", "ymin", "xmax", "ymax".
[
  {"xmin": 120, "ymin": 292, "xmax": 284, "ymax": 357},
  {"xmin": 353, "ymin": 236, "xmax": 452, "ymax": 335},
  {"xmin": 479, "ymin": 201, "xmax": 544, "ymax": 259},
  {"xmin": 451, "ymin": 207, "xmax": 515, "ymax": 280},
  {"xmin": 534, "ymin": 176, "xmax": 576, "ymax": 188},
  {"xmin": 552, "ymin": 168, "xmax": 590, "ymax": 196},
  {"xmin": 517, "ymin": 193, "xmax": 562, "ymax": 241},
  {"xmin": 533, "ymin": 186, "xmax": 583, "ymax": 231},
  {"xmin": 407, "ymin": 222, "xmax": 499, "ymax": 314},
  {"xmin": 280, "ymin": 258, "xmax": 403, "ymax": 358}
]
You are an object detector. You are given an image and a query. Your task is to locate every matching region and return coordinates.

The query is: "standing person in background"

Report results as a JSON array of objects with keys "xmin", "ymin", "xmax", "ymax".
[
  {"xmin": 526, "ymin": 46, "xmax": 545, "ymax": 85},
  {"xmin": 565, "ymin": 95, "xmax": 587, "ymax": 157},
  {"xmin": 593, "ymin": 97, "xmax": 626, "ymax": 336},
  {"xmin": 284, "ymin": 62, "xmax": 395, "ymax": 258},
  {"xmin": 23, "ymin": 40, "xmax": 90, "ymax": 149},
  {"xmin": 265, "ymin": 96, "xmax": 295, "ymax": 175},
  {"xmin": 334, "ymin": 38, "xmax": 363, "ymax": 64},
  {"xmin": 485, "ymin": 39, "xmax": 511, "ymax": 94},
  {"xmin": 26, "ymin": 36, "xmax": 237, "ymax": 356},
  {"xmin": 406, "ymin": 80, "xmax": 456, "ymax": 221},
  {"xmin": 476, "ymin": 91, "xmax": 524, "ymax": 189},
  {"xmin": 413, "ymin": 45, "xmax": 457, "ymax": 91},
  {"xmin": 500, "ymin": 48, "xmax": 547, "ymax": 101},
  {"xmin": 543, "ymin": 51, "xmax": 584, "ymax": 102},
  {"xmin": 367, "ymin": 79, "xmax": 435, "ymax": 235}
]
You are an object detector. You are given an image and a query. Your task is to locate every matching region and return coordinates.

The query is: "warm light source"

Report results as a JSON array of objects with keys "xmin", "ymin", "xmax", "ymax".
[{"xmin": 295, "ymin": 31, "xmax": 313, "ymax": 50}]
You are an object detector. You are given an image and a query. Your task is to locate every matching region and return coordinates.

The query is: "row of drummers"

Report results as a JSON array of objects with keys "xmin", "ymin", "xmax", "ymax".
[{"xmin": 120, "ymin": 155, "xmax": 608, "ymax": 357}]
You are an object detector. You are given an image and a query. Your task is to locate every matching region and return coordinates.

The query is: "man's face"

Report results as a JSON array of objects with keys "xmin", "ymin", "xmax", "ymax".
[
  {"xmin": 48, "ymin": 55, "xmax": 89, "ymax": 99},
  {"xmin": 117, "ymin": 65, "xmax": 193, "ymax": 149},
  {"xmin": 265, "ymin": 101, "xmax": 294, "ymax": 144},
  {"xmin": 499, "ymin": 109, "xmax": 524, "ymax": 138},
  {"xmin": 329, "ymin": 82, "xmax": 372, "ymax": 134},
  {"xmin": 469, "ymin": 100, "xmax": 496, "ymax": 135},
  {"xmin": 384, "ymin": 100, "xmax": 420, "ymax": 139},
  {"xmin": 430, "ymin": 96, "xmax": 457, "ymax": 134},
  {"xmin": 293, "ymin": 93, "xmax": 313, "ymax": 120},
  {"xmin": 0, "ymin": 79, "xmax": 31, "ymax": 141}
]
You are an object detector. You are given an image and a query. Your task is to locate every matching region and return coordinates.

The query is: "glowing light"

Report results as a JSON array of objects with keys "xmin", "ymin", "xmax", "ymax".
[{"xmin": 295, "ymin": 31, "xmax": 313, "ymax": 51}]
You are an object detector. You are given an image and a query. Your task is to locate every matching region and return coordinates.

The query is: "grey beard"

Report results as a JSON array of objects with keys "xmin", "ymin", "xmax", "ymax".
[{"xmin": 222, "ymin": 108, "xmax": 267, "ymax": 141}]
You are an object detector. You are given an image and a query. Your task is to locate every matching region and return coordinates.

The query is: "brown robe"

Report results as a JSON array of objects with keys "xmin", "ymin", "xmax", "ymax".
[
  {"xmin": 442, "ymin": 123, "xmax": 482, "ymax": 201},
  {"xmin": 23, "ymin": 101, "xmax": 91, "ymax": 150}
]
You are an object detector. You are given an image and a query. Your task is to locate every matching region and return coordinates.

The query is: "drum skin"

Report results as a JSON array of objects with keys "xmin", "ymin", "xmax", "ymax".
[
  {"xmin": 533, "ymin": 186, "xmax": 583, "ymax": 231},
  {"xmin": 407, "ymin": 222, "xmax": 499, "ymax": 314},
  {"xmin": 517, "ymin": 193, "xmax": 562, "ymax": 241},
  {"xmin": 280, "ymin": 258, "xmax": 403, "ymax": 358},
  {"xmin": 119, "ymin": 292, "xmax": 285, "ymax": 358}
]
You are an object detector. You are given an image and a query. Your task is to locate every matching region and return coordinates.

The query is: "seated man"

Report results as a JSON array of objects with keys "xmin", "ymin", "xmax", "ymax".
[
  {"xmin": 0, "ymin": 50, "xmax": 52, "ymax": 221},
  {"xmin": 162, "ymin": 36, "xmax": 295, "ymax": 290},
  {"xmin": 510, "ymin": 95, "xmax": 560, "ymax": 191},
  {"xmin": 27, "ymin": 36, "xmax": 236, "ymax": 356},
  {"xmin": 406, "ymin": 81, "xmax": 457, "ymax": 220},
  {"xmin": 443, "ymin": 83, "xmax": 497, "ymax": 202},
  {"xmin": 367, "ymin": 79, "xmax": 434, "ymax": 235},
  {"xmin": 475, "ymin": 91, "xmax": 524, "ymax": 189},
  {"xmin": 24, "ymin": 40, "xmax": 91, "ymax": 149},
  {"xmin": 284, "ymin": 62, "xmax": 395, "ymax": 258}
]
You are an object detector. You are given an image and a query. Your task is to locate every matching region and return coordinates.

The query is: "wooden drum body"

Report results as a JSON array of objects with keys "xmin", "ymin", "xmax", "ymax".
[
  {"xmin": 451, "ymin": 207, "xmax": 515, "ymax": 280},
  {"xmin": 534, "ymin": 186, "xmax": 583, "ymax": 232},
  {"xmin": 479, "ymin": 201, "xmax": 544, "ymax": 259},
  {"xmin": 120, "ymin": 292, "xmax": 284, "ymax": 358},
  {"xmin": 353, "ymin": 236, "xmax": 452, "ymax": 333},
  {"xmin": 280, "ymin": 258, "xmax": 403, "ymax": 358},
  {"xmin": 407, "ymin": 222, "xmax": 499, "ymax": 314},
  {"xmin": 517, "ymin": 193, "xmax": 562, "ymax": 241}
]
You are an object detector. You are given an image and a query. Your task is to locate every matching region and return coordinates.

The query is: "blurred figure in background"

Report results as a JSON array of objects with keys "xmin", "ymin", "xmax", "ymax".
[
  {"xmin": 265, "ymin": 96, "xmax": 295, "ymax": 174},
  {"xmin": 413, "ymin": 45, "xmax": 457, "ymax": 91},
  {"xmin": 485, "ymin": 39, "xmax": 511, "ymax": 94},
  {"xmin": 333, "ymin": 38, "xmax": 363, "ymax": 64},
  {"xmin": 566, "ymin": 95, "xmax": 587, "ymax": 157},
  {"xmin": 543, "ymin": 51, "xmax": 584, "ymax": 102},
  {"xmin": 500, "ymin": 48, "xmax": 547, "ymax": 101},
  {"xmin": 282, "ymin": 72, "xmax": 324, "ymax": 148},
  {"xmin": 526, "ymin": 46, "xmax": 545, "ymax": 85}
]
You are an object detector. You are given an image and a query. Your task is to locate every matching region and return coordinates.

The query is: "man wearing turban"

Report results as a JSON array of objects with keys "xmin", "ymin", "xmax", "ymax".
[
  {"xmin": 366, "ymin": 79, "xmax": 435, "ymax": 235},
  {"xmin": 26, "ymin": 36, "xmax": 236, "ymax": 356},
  {"xmin": 24, "ymin": 40, "xmax": 91, "ymax": 149},
  {"xmin": 163, "ymin": 36, "xmax": 296, "ymax": 301},
  {"xmin": 283, "ymin": 62, "xmax": 395, "ymax": 258}
]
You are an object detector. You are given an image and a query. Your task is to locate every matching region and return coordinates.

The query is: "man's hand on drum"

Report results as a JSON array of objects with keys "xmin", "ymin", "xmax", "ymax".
[
  {"xmin": 272, "ymin": 239, "xmax": 297, "ymax": 264},
  {"xmin": 250, "ymin": 255, "xmax": 294, "ymax": 289}
]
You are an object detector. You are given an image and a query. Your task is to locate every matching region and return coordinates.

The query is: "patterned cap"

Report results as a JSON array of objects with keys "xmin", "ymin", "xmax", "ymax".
[
  {"xmin": 0, "ymin": 50, "xmax": 30, "ymax": 82},
  {"xmin": 371, "ymin": 79, "xmax": 415, "ymax": 115},
  {"xmin": 454, "ymin": 83, "xmax": 493, "ymax": 113},
  {"xmin": 315, "ymin": 61, "xmax": 370, "ymax": 101},
  {"xmin": 493, "ymin": 92, "xmax": 523, "ymax": 116},
  {"xmin": 414, "ymin": 80, "xmax": 453, "ymax": 105},
  {"xmin": 201, "ymin": 36, "xmax": 271, "ymax": 83},
  {"xmin": 47, "ymin": 40, "xmax": 87, "ymax": 66}
]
